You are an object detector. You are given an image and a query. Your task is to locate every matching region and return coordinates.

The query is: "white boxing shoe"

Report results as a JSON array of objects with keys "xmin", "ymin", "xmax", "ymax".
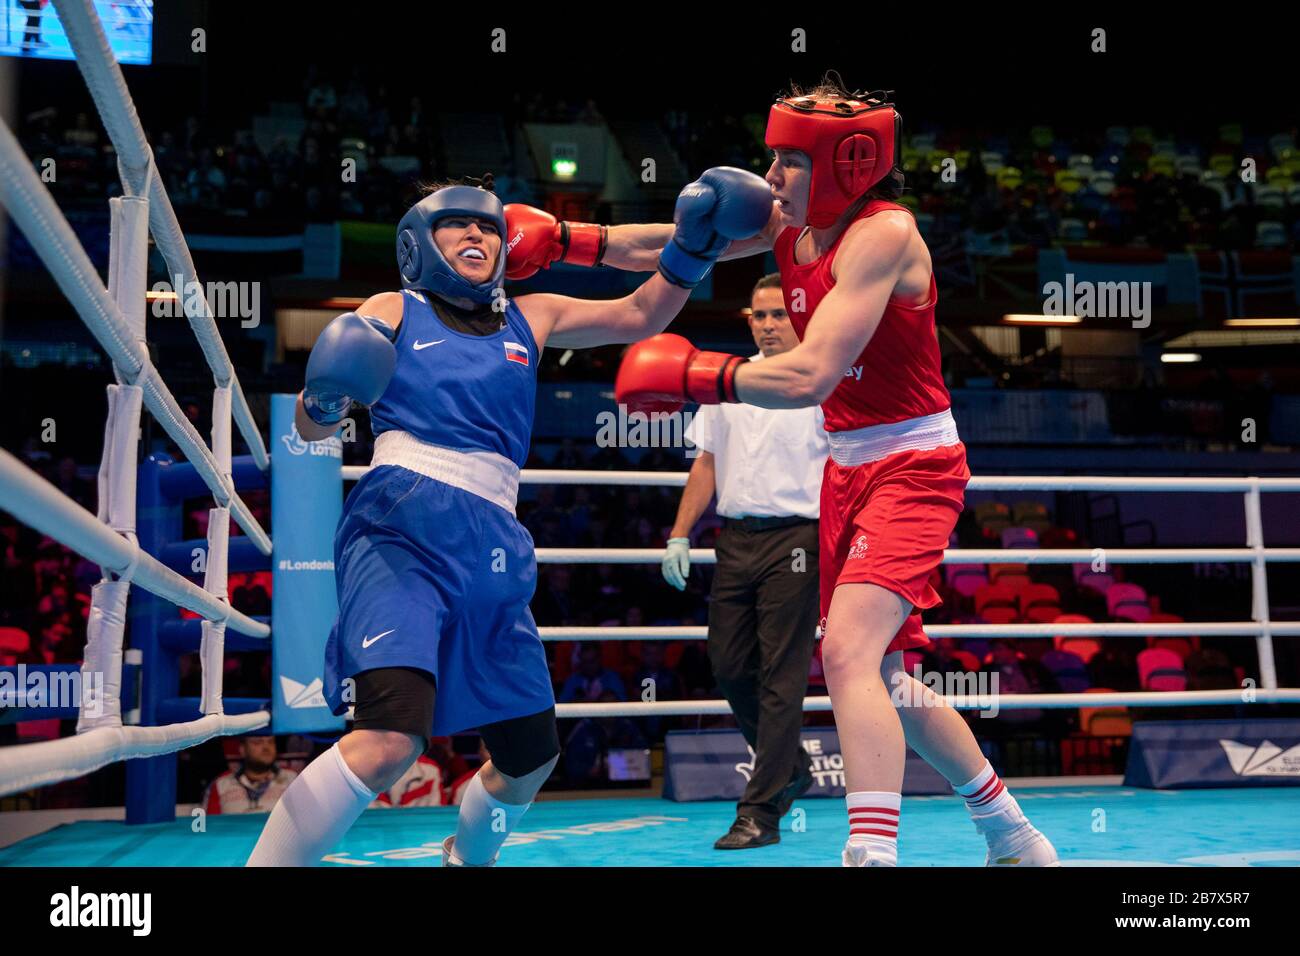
[
  {"xmin": 841, "ymin": 842, "xmax": 897, "ymax": 867},
  {"xmin": 976, "ymin": 817, "xmax": 1060, "ymax": 867},
  {"xmin": 441, "ymin": 835, "xmax": 497, "ymax": 867}
]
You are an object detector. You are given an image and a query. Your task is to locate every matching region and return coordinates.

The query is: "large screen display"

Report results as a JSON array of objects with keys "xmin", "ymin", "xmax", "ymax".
[{"xmin": 2, "ymin": 0, "xmax": 153, "ymax": 65}]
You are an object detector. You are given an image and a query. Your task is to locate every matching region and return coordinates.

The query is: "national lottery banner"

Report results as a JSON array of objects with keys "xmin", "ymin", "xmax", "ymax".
[
  {"xmin": 663, "ymin": 728, "xmax": 950, "ymax": 801},
  {"xmin": 1125, "ymin": 719, "xmax": 1300, "ymax": 789},
  {"xmin": 270, "ymin": 394, "xmax": 345, "ymax": 733}
]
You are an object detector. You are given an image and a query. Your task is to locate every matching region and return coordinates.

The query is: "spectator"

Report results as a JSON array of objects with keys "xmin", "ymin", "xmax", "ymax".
[
  {"xmin": 559, "ymin": 642, "xmax": 627, "ymax": 702},
  {"xmin": 370, "ymin": 752, "xmax": 445, "ymax": 808},
  {"xmin": 201, "ymin": 736, "xmax": 298, "ymax": 814}
]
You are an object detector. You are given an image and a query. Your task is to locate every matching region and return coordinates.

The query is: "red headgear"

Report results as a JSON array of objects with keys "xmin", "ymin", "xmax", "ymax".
[{"xmin": 765, "ymin": 91, "xmax": 900, "ymax": 228}]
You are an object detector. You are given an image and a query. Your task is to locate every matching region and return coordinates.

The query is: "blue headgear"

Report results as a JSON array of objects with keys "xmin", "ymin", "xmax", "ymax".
[{"xmin": 396, "ymin": 185, "xmax": 507, "ymax": 304}]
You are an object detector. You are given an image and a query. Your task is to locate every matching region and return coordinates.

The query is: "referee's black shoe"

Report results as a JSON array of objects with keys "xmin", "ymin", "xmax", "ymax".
[
  {"xmin": 776, "ymin": 761, "xmax": 815, "ymax": 817},
  {"xmin": 713, "ymin": 815, "xmax": 779, "ymax": 849}
]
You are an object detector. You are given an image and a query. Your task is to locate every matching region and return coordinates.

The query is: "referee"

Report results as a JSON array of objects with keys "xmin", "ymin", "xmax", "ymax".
[{"xmin": 664, "ymin": 273, "xmax": 829, "ymax": 849}]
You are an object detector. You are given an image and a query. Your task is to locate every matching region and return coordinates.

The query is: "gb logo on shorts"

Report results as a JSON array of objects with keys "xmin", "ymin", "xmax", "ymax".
[{"xmin": 847, "ymin": 533, "xmax": 869, "ymax": 561}]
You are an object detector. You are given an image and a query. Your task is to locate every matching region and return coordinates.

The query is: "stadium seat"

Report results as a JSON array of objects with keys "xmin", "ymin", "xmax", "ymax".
[
  {"xmin": 944, "ymin": 564, "xmax": 989, "ymax": 598},
  {"xmin": 1041, "ymin": 650, "xmax": 1091, "ymax": 693},
  {"xmin": 975, "ymin": 584, "xmax": 1019, "ymax": 624},
  {"xmin": 1080, "ymin": 689, "xmax": 1133, "ymax": 737},
  {"xmin": 0, "ymin": 626, "xmax": 30, "ymax": 665},
  {"xmin": 1107, "ymin": 582, "xmax": 1151, "ymax": 622},
  {"xmin": 989, "ymin": 563, "xmax": 1032, "ymax": 594},
  {"xmin": 1012, "ymin": 500, "xmax": 1052, "ymax": 532},
  {"xmin": 974, "ymin": 501, "xmax": 1011, "ymax": 537},
  {"xmin": 1019, "ymin": 583, "xmax": 1062, "ymax": 623},
  {"xmin": 1138, "ymin": 648, "xmax": 1187, "ymax": 691},
  {"xmin": 1052, "ymin": 614, "xmax": 1100, "ymax": 661},
  {"xmin": 1073, "ymin": 563, "xmax": 1116, "ymax": 596},
  {"xmin": 1147, "ymin": 636, "xmax": 1193, "ymax": 659},
  {"xmin": 1000, "ymin": 526, "xmax": 1039, "ymax": 550},
  {"xmin": 1039, "ymin": 526, "xmax": 1078, "ymax": 548}
]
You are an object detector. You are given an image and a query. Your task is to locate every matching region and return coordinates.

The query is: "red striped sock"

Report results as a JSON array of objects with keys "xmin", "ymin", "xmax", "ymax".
[
  {"xmin": 845, "ymin": 791, "xmax": 901, "ymax": 865},
  {"xmin": 955, "ymin": 761, "xmax": 1025, "ymax": 826}
]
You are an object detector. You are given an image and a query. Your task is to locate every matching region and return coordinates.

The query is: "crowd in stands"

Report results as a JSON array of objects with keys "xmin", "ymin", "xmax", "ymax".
[{"xmin": 17, "ymin": 68, "xmax": 1300, "ymax": 254}]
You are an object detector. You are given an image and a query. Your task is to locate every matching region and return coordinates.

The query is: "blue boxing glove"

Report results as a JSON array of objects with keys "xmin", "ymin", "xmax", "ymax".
[
  {"xmin": 658, "ymin": 167, "xmax": 773, "ymax": 289},
  {"xmin": 303, "ymin": 312, "xmax": 397, "ymax": 427}
]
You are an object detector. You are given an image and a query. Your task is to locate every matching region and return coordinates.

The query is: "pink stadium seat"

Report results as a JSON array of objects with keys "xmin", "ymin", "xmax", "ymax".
[
  {"xmin": 1138, "ymin": 648, "xmax": 1187, "ymax": 691},
  {"xmin": 944, "ymin": 564, "xmax": 989, "ymax": 598},
  {"xmin": 1073, "ymin": 563, "xmax": 1116, "ymax": 596},
  {"xmin": 1051, "ymin": 614, "xmax": 1099, "ymax": 660},
  {"xmin": 1107, "ymin": 583, "xmax": 1151, "ymax": 622}
]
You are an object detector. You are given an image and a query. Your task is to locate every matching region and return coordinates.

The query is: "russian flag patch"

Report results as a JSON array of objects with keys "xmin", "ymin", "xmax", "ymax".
[{"xmin": 504, "ymin": 341, "xmax": 530, "ymax": 366}]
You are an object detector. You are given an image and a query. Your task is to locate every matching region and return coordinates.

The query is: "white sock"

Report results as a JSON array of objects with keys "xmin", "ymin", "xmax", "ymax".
[
  {"xmin": 450, "ymin": 772, "xmax": 531, "ymax": 865},
  {"xmin": 955, "ymin": 761, "xmax": 1027, "ymax": 829},
  {"xmin": 246, "ymin": 743, "xmax": 376, "ymax": 866},
  {"xmin": 845, "ymin": 791, "xmax": 900, "ymax": 866}
]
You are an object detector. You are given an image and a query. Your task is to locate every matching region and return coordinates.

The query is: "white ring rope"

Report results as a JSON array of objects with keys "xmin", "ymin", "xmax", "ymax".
[
  {"xmin": 342, "ymin": 467, "xmax": 1300, "ymax": 493},
  {"xmin": 0, "ymin": 119, "xmax": 270, "ymax": 554},
  {"xmin": 53, "ymin": 0, "xmax": 270, "ymax": 472},
  {"xmin": 0, "ymin": 450, "xmax": 267, "ymax": 637},
  {"xmin": 0, "ymin": 2, "xmax": 271, "ymax": 799},
  {"xmin": 0, "ymin": 714, "xmax": 269, "ymax": 798},
  {"xmin": 538, "ymin": 622, "xmax": 1300, "ymax": 641},
  {"xmin": 555, "ymin": 689, "xmax": 1300, "ymax": 719}
]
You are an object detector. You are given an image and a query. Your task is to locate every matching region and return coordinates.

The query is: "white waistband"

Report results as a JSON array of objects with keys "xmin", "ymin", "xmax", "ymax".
[
  {"xmin": 371, "ymin": 431, "xmax": 519, "ymax": 512},
  {"xmin": 827, "ymin": 408, "xmax": 960, "ymax": 467}
]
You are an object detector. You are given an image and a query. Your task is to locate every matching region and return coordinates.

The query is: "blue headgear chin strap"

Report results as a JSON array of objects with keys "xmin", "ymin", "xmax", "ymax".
[{"xmin": 396, "ymin": 185, "xmax": 507, "ymax": 305}]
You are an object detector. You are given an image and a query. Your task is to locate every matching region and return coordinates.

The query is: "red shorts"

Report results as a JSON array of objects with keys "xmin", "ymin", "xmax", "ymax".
[{"xmin": 818, "ymin": 442, "xmax": 969, "ymax": 653}]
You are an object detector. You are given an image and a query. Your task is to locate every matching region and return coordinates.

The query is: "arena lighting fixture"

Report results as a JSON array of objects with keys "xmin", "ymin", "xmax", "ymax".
[
  {"xmin": 1002, "ymin": 314, "xmax": 1083, "ymax": 324},
  {"xmin": 1224, "ymin": 317, "xmax": 1300, "ymax": 328},
  {"xmin": 1161, "ymin": 352, "xmax": 1203, "ymax": 363}
]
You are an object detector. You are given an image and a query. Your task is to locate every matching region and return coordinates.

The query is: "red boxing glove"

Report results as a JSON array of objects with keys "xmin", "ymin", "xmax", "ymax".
[
  {"xmin": 615, "ymin": 334, "xmax": 744, "ymax": 414},
  {"xmin": 504, "ymin": 204, "xmax": 607, "ymax": 280}
]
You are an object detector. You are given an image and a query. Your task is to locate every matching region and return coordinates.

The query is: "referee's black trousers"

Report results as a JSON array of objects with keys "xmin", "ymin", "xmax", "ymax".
[{"xmin": 708, "ymin": 518, "xmax": 819, "ymax": 828}]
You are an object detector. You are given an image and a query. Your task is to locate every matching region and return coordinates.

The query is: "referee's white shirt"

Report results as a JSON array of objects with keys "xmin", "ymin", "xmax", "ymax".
[{"xmin": 684, "ymin": 353, "xmax": 830, "ymax": 520}]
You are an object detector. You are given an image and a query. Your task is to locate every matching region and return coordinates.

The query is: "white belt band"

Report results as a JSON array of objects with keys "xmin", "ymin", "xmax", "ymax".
[
  {"xmin": 827, "ymin": 408, "xmax": 960, "ymax": 467},
  {"xmin": 371, "ymin": 431, "xmax": 519, "ymax": 512}
]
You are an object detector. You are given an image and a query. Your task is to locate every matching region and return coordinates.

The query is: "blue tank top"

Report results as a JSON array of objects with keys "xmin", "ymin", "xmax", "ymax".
[{"xmin": 369, "ymin": 290, "xmax": 538, "ymax": 467}]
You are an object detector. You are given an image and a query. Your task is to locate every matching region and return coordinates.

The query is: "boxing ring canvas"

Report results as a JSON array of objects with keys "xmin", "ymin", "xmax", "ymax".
[{"xmin": 3, "ymin": 787, "xmax": 1298, "ymax": 867}]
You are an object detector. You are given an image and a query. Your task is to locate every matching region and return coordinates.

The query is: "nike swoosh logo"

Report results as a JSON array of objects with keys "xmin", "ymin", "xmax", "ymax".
[
  {"xmin": 361, "ymin": 628, "xmax": 396, "ymax": 649},
  {"xmin": 412, "ymin": 340, "xmax": 445, "ymax": 350}
]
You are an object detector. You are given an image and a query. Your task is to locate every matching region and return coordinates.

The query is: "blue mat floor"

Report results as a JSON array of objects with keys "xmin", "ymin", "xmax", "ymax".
[{"xmin": 2, "ymin": 786, "xmax": 1298, "ymax": 866}]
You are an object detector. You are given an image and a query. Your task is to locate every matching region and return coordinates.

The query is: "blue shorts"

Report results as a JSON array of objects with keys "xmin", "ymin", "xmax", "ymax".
[{"xmin": 323, "ymin": 464, "xmax": 554, "ymax": 735}]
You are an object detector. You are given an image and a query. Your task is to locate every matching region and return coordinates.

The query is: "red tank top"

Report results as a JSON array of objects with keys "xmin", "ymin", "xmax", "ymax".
[{"xmin": 773, "ymin": 199, "xmax": 951, "ymax": 431}]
